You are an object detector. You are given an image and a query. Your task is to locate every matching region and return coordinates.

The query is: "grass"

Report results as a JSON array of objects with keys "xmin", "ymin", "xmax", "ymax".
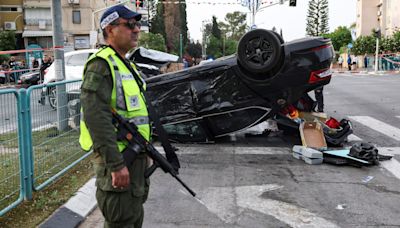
[
  {"xmin": 0, "ymin": 155, "xmax": 94, "ymax": 228},
  {"xmin": 0, "ymin": 127, "xmax": 95, "ymax": 227}
]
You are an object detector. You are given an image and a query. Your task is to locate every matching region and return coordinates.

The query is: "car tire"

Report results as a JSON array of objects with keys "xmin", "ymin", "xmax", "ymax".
[
  {"xmin": 237, "ymin": 29, "xmax": 283, "ymax": 74},
  {"xmin": 48, "ymin": 87, "xmax": 57, "ymax": 110}
]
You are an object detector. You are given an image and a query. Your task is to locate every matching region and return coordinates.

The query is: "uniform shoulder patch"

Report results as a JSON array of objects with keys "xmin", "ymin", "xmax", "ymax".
[{"xmin": 81, "ymin": 58, "xmax": 110, "ymax": 92}]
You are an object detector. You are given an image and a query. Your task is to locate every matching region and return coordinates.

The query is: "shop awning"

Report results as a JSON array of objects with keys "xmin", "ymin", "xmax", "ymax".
[{"xmin": 22, "ymin": 30, "xmax": 53, "ymax": 37}]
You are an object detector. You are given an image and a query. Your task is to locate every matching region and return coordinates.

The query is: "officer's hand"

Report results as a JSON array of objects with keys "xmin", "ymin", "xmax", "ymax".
[{"xmin": 111, "ymin": 166, "xmax": 130, "ymax": 189}]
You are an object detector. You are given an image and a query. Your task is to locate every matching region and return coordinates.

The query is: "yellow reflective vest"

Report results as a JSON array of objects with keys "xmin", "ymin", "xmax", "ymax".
[{"xmin": 79, "ymin": 47, "xmax": 150, "ymax": 152}]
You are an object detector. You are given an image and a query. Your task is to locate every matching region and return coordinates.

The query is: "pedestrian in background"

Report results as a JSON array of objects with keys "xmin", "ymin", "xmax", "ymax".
[
  {"xmin": 8, "ymin": 56, "xmax": 18, "ymax": 82},
  {"xmin": 364, "ymin": 54, "xmax": 368, "ymax": 69},
  {"xmin": 0, "ymin": 65, "xmax": 6, "ymax": 84},
  {"xmin": 352, "ymin": 56, "xmax": 358, "ymax": 69},
  {"xmin": 79, "ymin": 5, "xmax": 149, "ymax": 228},
  {"xmin": 338, "ymin": 56, "xmax": 343, "ymax": 69},
  {"xmin": 40, "ymin": 55, "xmax": 52, "ymax": 82},
  {"xmin": 347, "ymin": 55, "xmax": 352, "ymax": 71},
  {"xmin": 32, "ymin": 58, "xmax": 39, "ymax": 69},
  {"xmin": 314, "ymin": 86, "xmax": 324, "ymax": 113}
]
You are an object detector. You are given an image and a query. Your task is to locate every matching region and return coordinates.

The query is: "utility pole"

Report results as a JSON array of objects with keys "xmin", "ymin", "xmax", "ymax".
[
  {"xmin": 201, "ymin": 20, "xmax": 209, "ymax": 59},
  {"xmin": 52, "ymin": 0, "xmax": 68, "ymax": 131},
  {"xmin": 179, "ymin": 33, "xmax": 183, "ymax": 61},
  {"xmin": 374, "ymin": 28, "xmax": 381, "ymax": 73},
  {"xmin": 240, "ymin": 0, "xmax": 295, "ymax": 28}
]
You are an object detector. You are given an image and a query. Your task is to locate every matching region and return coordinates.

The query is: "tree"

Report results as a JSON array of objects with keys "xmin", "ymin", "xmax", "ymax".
[
  {"xmin": 306, "ymin": 0, "xmax": 329, "ymax": 37},
  {"xmin": 206, "ymin": 35, "xmax": 222, "ymax": 59},
  {"xmin": 219, "ymin": 11, "xmax": 247, "ymax": 41},
  {"xmin": 352, "ymin": 35, "xmax": 376, "ymax": 55},
  {"xmin": 162, "ymin": 0, "xmax": 188, "ymax": 53},
  {"xmin": 223, "ymin": 39, "xmax": 238, "ymax": 56},
  {"xmin": 139, "ymin": 32, "xmax": 167, "ymax": 52},
  {"xmin": 186, "ymin": 40, "xmax": 202, "ymax": 59},
  {"xmin": 323, "ymin": 26, "xmax": 352, "ymax": 52},
  {"xmin": 211, "ymin": 16, "xmax": 221, "ymax": 39},
  {"xmin": 392, "ymin": 30, "xmax": 400, "ymax": 52},
  {"xmin": 150, "ymin": 2, "xmax": 166, "ymax": 40},
  {"xmin": 0, "ymin": 31, "xmax": 15, "ymax": 63},
  {"xmin": 0, "ymin": 31, "xmax": 16, "ymax": 51},
  {"xmin": 150, "ymin": 0, "xmax": 188, "ymax": 53}
]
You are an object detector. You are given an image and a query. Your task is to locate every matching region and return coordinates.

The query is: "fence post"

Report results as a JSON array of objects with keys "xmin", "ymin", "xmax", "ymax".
[{"xmin": 17, "ymin": 89, "xmax": 33, "ymax": 200}]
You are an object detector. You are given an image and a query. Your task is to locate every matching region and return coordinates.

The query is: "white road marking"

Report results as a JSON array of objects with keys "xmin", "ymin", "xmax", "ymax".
[
  {"xmin": 378, "ymin": 147, "xmax": 400, "ymax": 155},
  {"xmin": 155, "ymin": 146, "xmax": 291, "ymax": 155},
  {"xmin": 347, "ymin": 134, "xmax": 362, "ymax": 142},
  {"xmin": 396, "ymin": 116, "xmax": 400, "ymax": 119},
  {"xmin": 380, "ymin": 159, "xmax": 400, "ymax": 180},
  {"xmin": 349, "ymin": 116, "xmax": 400, "ymax": 141},
  {"xmin": 200, "ymin": 184, "xmax": 340, "ymax": 227}
]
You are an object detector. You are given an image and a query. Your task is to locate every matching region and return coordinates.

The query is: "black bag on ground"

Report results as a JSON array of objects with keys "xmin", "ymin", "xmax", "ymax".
[{"xmin": 348, "ymin": 142, "xmax": 379, "ymax": 165}]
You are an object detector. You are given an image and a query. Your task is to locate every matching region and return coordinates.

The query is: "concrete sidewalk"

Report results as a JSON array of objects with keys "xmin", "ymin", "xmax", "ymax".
[
  {"xmin": 332, "ymin": 68, "xmax": 400, "ymax": 75},
  {"xmin": 38, "ymin": 178, "xmax": 97, "ymax": 228}
]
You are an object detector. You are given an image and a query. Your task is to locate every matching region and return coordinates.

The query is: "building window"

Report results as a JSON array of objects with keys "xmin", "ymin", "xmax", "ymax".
[
  {"xmin": 0, "ymin": 7, "xmax": 18, "ymax": 12},
  {"xmin": 73, "ymin": 10, "xmax": 81, "ymax": 24}
]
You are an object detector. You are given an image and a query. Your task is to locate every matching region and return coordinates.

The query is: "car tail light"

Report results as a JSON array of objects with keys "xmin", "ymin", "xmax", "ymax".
[
  {"xmin": 311, "ymin": 44, "xmax": 332, "ymax": 52},
  {"xmin": 309, "ymin": 68, "xmax": 331, "ymax": 84}
]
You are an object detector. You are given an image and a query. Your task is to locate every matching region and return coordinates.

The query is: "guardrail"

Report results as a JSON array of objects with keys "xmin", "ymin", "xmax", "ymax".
[{"xmin": 0, "ymin": 80, "xmax": 91, "ymax": 216}]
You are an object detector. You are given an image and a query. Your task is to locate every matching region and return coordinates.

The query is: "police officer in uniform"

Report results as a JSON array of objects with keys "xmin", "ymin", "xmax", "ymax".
[{"xmin": 79, "ymin": 5, "xmax": 149, "ymax": 228}]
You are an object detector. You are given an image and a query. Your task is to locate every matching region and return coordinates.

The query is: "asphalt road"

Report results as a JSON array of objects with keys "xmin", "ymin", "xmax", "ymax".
[
  {"xmin": 77, "ymin": 72, "xmax": 400, "ymax": 227},
  {"xmin": 0, "ymin": 87, "xmax": 58, "ymax": 134}
]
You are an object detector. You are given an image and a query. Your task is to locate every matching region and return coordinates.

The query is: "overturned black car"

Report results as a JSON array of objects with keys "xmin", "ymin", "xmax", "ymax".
[{"xmin": 137, "ymin": 29, "xmax": 334, "ymax": 142}]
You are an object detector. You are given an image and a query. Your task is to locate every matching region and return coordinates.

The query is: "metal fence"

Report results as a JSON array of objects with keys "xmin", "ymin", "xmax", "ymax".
[{"xmin": 0, "ymin": 80, "xmax": 91, "ymax": 216}]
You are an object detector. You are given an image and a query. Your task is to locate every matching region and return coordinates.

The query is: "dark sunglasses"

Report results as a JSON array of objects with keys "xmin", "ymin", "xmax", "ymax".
[{"xmin": 112, "ymin": 21, "xmax": 141, "ymax": 29}]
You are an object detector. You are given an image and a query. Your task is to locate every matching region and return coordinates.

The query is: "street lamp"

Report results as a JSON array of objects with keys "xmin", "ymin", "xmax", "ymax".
[
  {"xmin": 201, "ymin": 20, "xmax": 210, "ymax": 59},
  {"xmin": 13, "ymin": 14, "xmax": 23, "ymax": 31}
]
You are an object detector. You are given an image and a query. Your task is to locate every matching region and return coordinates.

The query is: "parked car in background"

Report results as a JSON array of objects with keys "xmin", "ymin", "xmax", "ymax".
[
  {"xmin": 17, "ymin": 70, "xmax": 40, "ymax": 88},
  {"xmin": 40, "ymin": 49, "xmax": 97, "ymax": 109}
]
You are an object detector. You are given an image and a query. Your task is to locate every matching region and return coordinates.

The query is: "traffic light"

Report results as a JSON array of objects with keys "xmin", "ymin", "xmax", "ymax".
[
  {"xmin": 289, "ymin": 0, "xmax": 296, "ymax": 6},
  {"xmin": 374, "ymin": 28, "xmax": 381, "ymax": 38}
]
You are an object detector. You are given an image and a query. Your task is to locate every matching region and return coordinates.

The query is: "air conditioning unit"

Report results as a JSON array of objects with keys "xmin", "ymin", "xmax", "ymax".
[
  {"xmin": 4, "ymin": 22, "xmax": 16, "ymax": 30},
  {"xmin": 67, "ymin": 0, "xmax": 80, "ymax": 4}
]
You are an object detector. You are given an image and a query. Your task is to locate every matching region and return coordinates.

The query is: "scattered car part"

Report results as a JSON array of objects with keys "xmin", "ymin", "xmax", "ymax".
[{"xmin": 349, "ymin": 142, "xmax": 379, "ymax": 165}]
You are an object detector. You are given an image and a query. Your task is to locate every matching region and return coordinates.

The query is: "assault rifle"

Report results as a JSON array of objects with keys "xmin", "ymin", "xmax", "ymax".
[{"xmin": 111, "ymin": 109, "xmax": 196, "ymax": 197}]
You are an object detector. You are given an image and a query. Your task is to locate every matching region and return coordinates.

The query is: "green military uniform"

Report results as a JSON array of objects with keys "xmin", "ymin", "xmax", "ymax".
[{"xmin": 80, "ymin": 46, "xmax": 150, "ymax": 228}]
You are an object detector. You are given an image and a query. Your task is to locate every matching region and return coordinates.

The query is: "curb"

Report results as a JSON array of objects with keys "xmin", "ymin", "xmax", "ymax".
[{"xmin": 39, "ymin": 178, "xmax": 97, "ymax": 228}]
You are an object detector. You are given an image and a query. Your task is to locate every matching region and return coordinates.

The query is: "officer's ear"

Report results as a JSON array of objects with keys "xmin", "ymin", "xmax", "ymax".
[{"xmin": 105, "ymin": 25, "xmax": 115, "ymax": 38}]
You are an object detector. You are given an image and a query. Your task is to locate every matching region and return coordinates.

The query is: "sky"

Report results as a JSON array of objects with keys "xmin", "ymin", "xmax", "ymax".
[{"xmin": 186, "ymin": 0, "xmax": 357, "ymax": 43}]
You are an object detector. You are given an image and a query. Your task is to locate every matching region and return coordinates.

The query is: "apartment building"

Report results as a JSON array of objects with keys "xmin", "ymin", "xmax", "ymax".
[
  {"xmin": 0, "ymin": 0, "xmax": 24, "ymax": 48},
  {"xmin": 356, "ymin": 0, "xmax": 400, "ymax": 38},
  {"xmin": 2, "ymin": 0, "xmax": 149, "ymax": 50}
]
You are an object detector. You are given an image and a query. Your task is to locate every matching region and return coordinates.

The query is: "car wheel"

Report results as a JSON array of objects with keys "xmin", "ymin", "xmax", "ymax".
[
  {"xmin": 237, "ymin": 29, "xmax": 282, "ymax": 74},
  {"xmin": 49, "ymin": 87, "xmax": 57, "ymax": 110}
]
